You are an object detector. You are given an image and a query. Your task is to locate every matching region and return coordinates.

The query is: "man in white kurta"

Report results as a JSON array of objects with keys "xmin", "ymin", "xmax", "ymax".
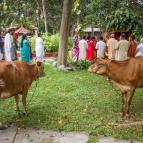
[
  {"xmin": 35, "ymin": 33, "xmax": 45, "ymax": 62},
  {"xmin": 4, "ymin": 30, "xmax": 13, "ymax": 61},
  {"xmin": 79, "ymin": 36, "xmax": 88, "ymax": 61}
]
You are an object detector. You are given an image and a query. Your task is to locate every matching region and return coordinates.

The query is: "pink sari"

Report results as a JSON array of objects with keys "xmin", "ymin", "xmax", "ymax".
[{"xmin": 72, "ymin": 38, "xmax": 79, "ymax": 62}]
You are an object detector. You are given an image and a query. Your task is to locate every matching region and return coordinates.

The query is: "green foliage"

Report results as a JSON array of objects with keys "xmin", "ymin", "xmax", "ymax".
[
  {"xmin": 16, "ymin": 16, "xmax": 32, "ymax": 30},
  {"xmin": 72, "ymin": 60, "xmax": 94, "ymax": 70},
  {"xmin": 39, "ymin": 20, "xmax": 46, "ymax": 33},
  {"xmin": 68, "ymin": 37, "xmax": 73, "ymax": 50},
  {"xmin": 106, "ymin": 8, "xmax": 139, "ymax": 32},
  {"xmin": 132, "ymin": 29, "xmax": 142, "ymax": 43},
  {"xmin": 2, "ymin": 0, "xmax": 143, "ymax": 37},
  {"xmin": 30, "ymin": 33, "xmax": 73, "ymax": 52},
  {"xmin": 73, "ymin": 0, "xmax": 81, "ymax": 15},
  {"xmin": 30, "ymin": 35, "xmax": 37, "ymax": 52},
  {"xmin": 75, "ymin": 24, "xmax": 84, "ymax": 34},
  {"xmin": 42, "ymin": 33, "xmax": 59, "ymax": 52},
  {"xmin": 30, "ymin": 33, "xmax": 59, "ymax": 52}
]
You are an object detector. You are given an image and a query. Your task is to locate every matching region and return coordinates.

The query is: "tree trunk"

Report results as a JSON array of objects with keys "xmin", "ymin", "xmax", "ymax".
[
  {"xmin": 91, "ymin": 24, "xmax": 94, "ymax": 37},
  {"xmin": 77, "ymin": 0, "xmax": 80, "ymax": 26},
  {"xmin": 42, "ymin": 0, "xmax": 48, "ymax": 34},
  {"xmin": 58, "ymin": 0, "xmax": 73, "ymax": 66},
  {"xmin": 35, "ymin": 0, "xmax": 43, "ymax": 16}
]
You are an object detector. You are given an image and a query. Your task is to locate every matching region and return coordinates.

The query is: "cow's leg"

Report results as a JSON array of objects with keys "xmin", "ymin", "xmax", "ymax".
[
  {"xmin": 14, "ymin": 95, "xmax": 20, "ymax": 112},
  {"xmin": 127, "ymin": 88, "xmax": 135, "ymax": 115},
  {"xmin": 121, "ymin": 92, "xmax": 127, "ymax": 116},
  {"xmin": 22, "ymin": 89, "xmax": 28, "ymax": 115}
]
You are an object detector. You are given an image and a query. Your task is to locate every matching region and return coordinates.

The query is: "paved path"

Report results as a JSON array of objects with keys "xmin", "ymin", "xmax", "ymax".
[
  {"xmin": 97, "ymin": 137, "xmax": 142, "ymax": 143},
  {"xmin": 0, "ymin": 126, "xmax": 88, "ymax": 143},
  {"xmin": 0, "ymin": 126, "xmax": 142, "ymax": 143}
]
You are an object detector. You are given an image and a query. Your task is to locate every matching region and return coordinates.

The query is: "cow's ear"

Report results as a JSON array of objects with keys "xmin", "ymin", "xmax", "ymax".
[{"xmin": 36, "ymin": 61, "xmax": 42, "ymax": 66}]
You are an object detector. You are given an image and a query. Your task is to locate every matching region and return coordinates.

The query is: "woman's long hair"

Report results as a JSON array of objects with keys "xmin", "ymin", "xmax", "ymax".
[{"xmin": 21, "ymin": 34, "xmax": 27, "ymax": 48}]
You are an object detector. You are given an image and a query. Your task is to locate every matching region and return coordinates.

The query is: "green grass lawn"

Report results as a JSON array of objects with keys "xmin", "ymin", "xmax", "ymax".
[{"xmin": 0, "ymin": 65, "xmax": 143, "ymax": 142}]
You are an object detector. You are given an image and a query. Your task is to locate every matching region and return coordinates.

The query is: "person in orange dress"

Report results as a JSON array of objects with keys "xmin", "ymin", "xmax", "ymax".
[{"xmin": 128, "ymin": 35, "xmax": 137, "ymax": 58}]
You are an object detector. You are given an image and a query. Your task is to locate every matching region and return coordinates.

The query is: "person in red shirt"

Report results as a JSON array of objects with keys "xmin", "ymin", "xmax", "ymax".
[{"xmin": 86, "ymin": 37, "xmax": 96, "ymax": 61}]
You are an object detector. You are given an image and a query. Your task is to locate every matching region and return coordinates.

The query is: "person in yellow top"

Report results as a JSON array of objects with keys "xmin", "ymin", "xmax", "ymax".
[
  {"xmin": 107, "ymin": 33, "xmax": 118, "ymax": 59},
  {"xmin": 115, "ymin": 33, "xmax": 130, "ymax": 61}
]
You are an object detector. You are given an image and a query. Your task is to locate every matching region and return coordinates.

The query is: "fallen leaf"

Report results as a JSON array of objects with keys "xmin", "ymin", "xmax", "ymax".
[
  {"xmin": 132, "ymin": 128, "xmax": 139, "ymax": 132},
  {"xmin": 58, "ymin": 120, "xmax": 64, "ymax": 125},
  {"xmin": 83, "ymin": 108, "xmax": 87, "ymax": 112},
  {"xmin": 15, "ymin": 118, "xmax": 22, "ymax": 123}
]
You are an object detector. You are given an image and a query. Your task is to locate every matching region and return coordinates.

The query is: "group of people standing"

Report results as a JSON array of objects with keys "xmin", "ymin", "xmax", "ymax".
[
  {"xmin": 0, "ymin": 29, "xmax": 44, "ymax": 63},
  {"xmin": 72, "ymin": 33, "xmax": 143, "ymax": 62},
  {"xmin": 0, "ymin": 29, "xmax": 18, "ymax": 61}
]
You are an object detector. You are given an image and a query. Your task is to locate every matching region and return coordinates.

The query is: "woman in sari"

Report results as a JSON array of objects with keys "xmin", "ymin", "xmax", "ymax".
[
  {"xmin": 72, "ymin": 36, "xmax": 79, "ymax": 62},
  {"xmin": 86, "ymin": 37, "xmax": 96, "ymax": 61},
  {"xmin": 128, "ymin": 35, "xmax": 137, "ymax": 57},
  {"xmin": 20, "ymin": 34, "xmax": 31, "ymax": 63},
  {"xmin": 11, "ymin": 32, "xmax": 18, "ymax": 60}
]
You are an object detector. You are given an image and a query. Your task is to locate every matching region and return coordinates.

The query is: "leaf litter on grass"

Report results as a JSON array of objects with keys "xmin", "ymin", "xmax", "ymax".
[{"xmin": 0, "ymin": 67, "xmax": 143, "ymax": 142}]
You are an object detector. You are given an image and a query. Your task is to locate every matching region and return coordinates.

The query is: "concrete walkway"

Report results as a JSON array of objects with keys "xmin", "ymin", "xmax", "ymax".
[
  {"xmin": 0, "ymin": 126, "xmax": 88, "ymax": 143},
  {"xmin": 97, "ymin": 137, "xmax": 141, "ymax": 143},
  {"xmin": 1, "ymin": 126, "xmax": 142, "ymax": 143}
]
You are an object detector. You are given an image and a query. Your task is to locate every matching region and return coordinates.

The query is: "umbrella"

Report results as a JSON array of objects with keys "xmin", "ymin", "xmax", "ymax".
[{"xmin": 15, "ymin": 27, "xmax": 31, "ymax": 34}]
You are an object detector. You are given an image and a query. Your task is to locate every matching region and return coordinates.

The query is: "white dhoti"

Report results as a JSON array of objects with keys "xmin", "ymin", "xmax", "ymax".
[
  {"xmin": 79, "ymin": 39, "xmax": 88, "ymax": 61},
  {"xmin": 36, "ymin": 46, "xmax": 45, "ymax": 62},
  {"xmin": 4, "ymin": 33, "xmax": 12, "ymax": 61},
  {"xmin": 35, "ymin": 37, "xmax": 44, "ymax": 62}
]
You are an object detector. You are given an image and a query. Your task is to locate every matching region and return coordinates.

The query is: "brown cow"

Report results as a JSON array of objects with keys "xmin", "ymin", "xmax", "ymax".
[
  {"xmin": 0, "ymin": 60, "xmax": 44, "ymax": 114},
  {"xmin": 88, "ymin": 57, "xmax": 143, "ymax": 116}
]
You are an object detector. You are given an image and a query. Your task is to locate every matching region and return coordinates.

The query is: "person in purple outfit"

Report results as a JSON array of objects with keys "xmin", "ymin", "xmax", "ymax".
[{"xmin": 72, "ymin": 35, "xmax": 80, "ymax": 62}]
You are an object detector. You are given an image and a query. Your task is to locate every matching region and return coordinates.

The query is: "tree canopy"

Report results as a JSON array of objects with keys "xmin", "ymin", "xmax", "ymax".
[{"xmin": 1, "ymin": 0, "xmax": 143, "ymax": 34}]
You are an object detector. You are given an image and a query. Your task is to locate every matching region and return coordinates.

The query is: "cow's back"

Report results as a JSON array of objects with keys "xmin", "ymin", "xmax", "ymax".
[
  {"xmin": 108, "ymin": 58, "xmax": 143, "ymax": 87},
  {"xmin": 0, "ymin": 61, "xmax": 30, "ymax": 98}
]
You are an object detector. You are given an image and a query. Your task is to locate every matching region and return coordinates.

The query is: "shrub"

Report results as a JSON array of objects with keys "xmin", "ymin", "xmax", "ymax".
[
  {"xmin": 68, "ymin": 37, "xmax": 73, "ymax": 51},
  {"xmin": 71, "ymin": 60, "xmax": 94, "ymax": 70},
  {"xmin": 30, "ymin": 33, "xmax": 73, "ymax": 52},
  {"xmin": 30, "ymin": 35, "xmax": 37, "ymax": 52},
  {"xmin": 132, "ymin": 29, "xmax": 142, "ymax": 43},
  {"xmin": 47, "ymin": 33, "xmax": 60, "ymax": 52}
]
